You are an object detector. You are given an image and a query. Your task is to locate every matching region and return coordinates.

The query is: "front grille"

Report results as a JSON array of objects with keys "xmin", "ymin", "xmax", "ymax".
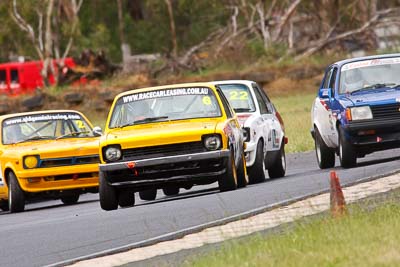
[
  {"xmin": 371, "ymin": 103, "xmax": 400, "ymax": 119},
  {"xmin": 122, "ymin": 141, "xmax": 206, "ymax": 160},
  {"xmin": 39, "ymin": 155, "xmax": 100, "ymax": 168},
  {"xmin": 44, "ymin": 172, "xmax": 98, "ymax": 181}
]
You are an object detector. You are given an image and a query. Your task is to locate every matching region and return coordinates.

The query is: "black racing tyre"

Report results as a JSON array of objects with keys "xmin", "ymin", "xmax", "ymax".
[
  {"xmin": 236, "ymin": 152, "xmax": 248, "ymax": 188},
  {"xmin": 0, "ymin": 200, "xmax": 9, "ymax": 211},
  {"xmin": 118, "ymin": 191, "xmax": 135, "ymax": 207},
  {"xmin": 248, "ymin": 141, "xmax": 266, "ymax": 184},
  {"xmin": 162, "ymin": 187, "xmax": 180, "ymax": 196},
  {"xmin": 339, "ymin": 126, "xmax": 357, "ymax": 168},
  {"xmin": 99, "ymin": 171, "xmax": 118, "ymax": 211},
  {"xmin": 315, "ymin": 128, "xmax": 335, "ymax": 169},
  {"xmin": 139, "ymin": 189, "xmax": 157, "ymax": 201},
  {"xmin": 218, "ymin": 149, "xmax": 238, "ymax": 192},
  {"xmin": 8, "ymin": 172, "xmax": 25, "ymax": 213},
  {"xmin": 60, "ymin": 194, "xmax": 80, "ymax": 205},
  {"xmin": 268, "ymin": 142, "xmax": 286, "ymax": 179}
]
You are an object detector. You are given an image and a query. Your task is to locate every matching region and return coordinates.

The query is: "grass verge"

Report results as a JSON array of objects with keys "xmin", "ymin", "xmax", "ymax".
[
  {"xmin": 184, "ymin": 189, "xmax": 400, "ymax": 267},
  {"xmin": 271, "ymin": 92, "xmax": 316, "ymax": 153}
]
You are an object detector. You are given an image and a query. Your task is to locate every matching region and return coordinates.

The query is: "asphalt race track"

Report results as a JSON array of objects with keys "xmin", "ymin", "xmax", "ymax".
[{"xmin": 1, "ymin": 149, "xmax": 400, "ymax": 267}]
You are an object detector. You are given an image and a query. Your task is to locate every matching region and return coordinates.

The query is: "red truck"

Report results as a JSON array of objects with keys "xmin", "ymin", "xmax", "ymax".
[{"xmin": 0, "ymin": 58, "xmax": 75, "ymax": 95}]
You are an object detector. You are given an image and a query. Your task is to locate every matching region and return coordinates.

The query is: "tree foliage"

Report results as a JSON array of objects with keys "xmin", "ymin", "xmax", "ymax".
[{"xmin": 0, "ymin": 0, "xmax": 399, "ymax": 68}]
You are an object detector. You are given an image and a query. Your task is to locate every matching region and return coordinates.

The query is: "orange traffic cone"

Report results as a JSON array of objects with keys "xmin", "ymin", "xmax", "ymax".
[{"xmin": 330, "ymin": 171, "xmax": 347, "ymax": 218}]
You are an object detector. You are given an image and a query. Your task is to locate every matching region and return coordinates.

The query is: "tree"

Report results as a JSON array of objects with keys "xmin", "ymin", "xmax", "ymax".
[{"xmin": 10, "ymin": 0, "xmax": 83, "ymax": 84}]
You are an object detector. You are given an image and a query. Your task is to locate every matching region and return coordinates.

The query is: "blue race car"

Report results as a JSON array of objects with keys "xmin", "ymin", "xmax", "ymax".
[{"xmin": 311, "ymin": 53, "xmax": 400, "ymax": 168}]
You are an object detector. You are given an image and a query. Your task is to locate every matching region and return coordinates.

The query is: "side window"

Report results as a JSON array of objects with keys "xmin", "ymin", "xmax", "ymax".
[
  {"xmin": 328, "ymin": 67, "xmax": 338, "ymax": 96},
  {"xmin": 252, "ymin": 85, "xmax": 270, "ymax": 114},
  {"xmin": 10, "ymin": 69, "xmax": 19, "ymax": 83},
  {"xmin": 217, "ymin": 89, "xmax": 233, "ymax": 118},
  {"xmin": 322, "ymin": 68, "xmax": 333, "ymax": 89}
]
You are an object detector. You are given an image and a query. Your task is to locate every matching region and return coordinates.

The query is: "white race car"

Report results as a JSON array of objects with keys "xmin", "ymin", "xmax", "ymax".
[{"xmin": 211, "ymin": 80, "xmax": 287, "ymax": 183}]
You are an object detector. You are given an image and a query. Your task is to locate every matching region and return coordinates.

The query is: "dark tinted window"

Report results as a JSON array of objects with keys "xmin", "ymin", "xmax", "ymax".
[
  {"xmin": 252, "ymin": 85, "xmax": 269, "ymax": 114},
  {"xmin": 11, "ymin": 69, "xmax": 19, "ymax": 83},
  {"xmin": 0, "ymin": 70, "xmax": 5, "ymax": 82}
]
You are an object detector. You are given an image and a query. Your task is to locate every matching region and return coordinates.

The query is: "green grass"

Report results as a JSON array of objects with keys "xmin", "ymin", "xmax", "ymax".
[
  {"xmin": 272, "ymin": 92, "xmax": 316, "ymax": 153},
  {"xmin": 184, "ymin": 197, "xmax": 400, "ymax": 267}
]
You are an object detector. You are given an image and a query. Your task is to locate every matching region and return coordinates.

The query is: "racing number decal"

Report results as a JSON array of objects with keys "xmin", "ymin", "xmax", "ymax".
[
  {"xmin": 229, "ymin": 91, "xmax": 248, "ymax": 100},
  {"xmin": 75, "ymin": 120, "xmax": 86, "ymax": 129},
  {"xmin": 202, "ymin": 96, "xmax": 211, "ymax": 105}
]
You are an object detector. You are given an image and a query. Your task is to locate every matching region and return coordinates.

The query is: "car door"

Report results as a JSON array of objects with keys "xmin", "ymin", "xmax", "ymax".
[
  {"xmin": 252, "ymin": 83, "xmax": 276, "ymax": 151},
  {"xmin": 313, "ymin": 66, "xmax": 338, "ymax": 147}
]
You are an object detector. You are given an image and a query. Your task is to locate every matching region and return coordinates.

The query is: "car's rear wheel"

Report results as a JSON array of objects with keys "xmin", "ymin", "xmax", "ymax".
[
  {"xmin": 99, "ymin": 171, "xmax": 118, "ymax": 211},
  {"xmin": 339, "ymin": 126, "xmax": 357, "ymax": 168},
  {"xmin": 248, "ymin": 141, "xmax": 266, "ymax": 184},
  {"xmin": 218, "ymin": 149, "xmax": 238, "ymax": 192},
  {"xmin": 118, "ymin": 191, "xmax": 135, "ymax": 207},
  {"xmin": 163, "ymin": 187, "xmax": 180, "ymax": 196},
  {"xmin": 315, "ymin": 128, "xmax": 335, "ymax": 169},
  {"xmin": 139, "ymin": 189, "xmax": 157, "ymax": 201},
  {"xmin": 268, "ymin": 142, "xmax": 286, "ymax": 178},
  {"xmin": 60, "ymin": 193, "xmax": 80, "ymax": 205},
  {"xmin": 8, "ymin": 172, "xmax": 25, "ymax": 213},
  {"xmin": 236, "ymin": 152, "xmax": 248, "ymax": 188}
]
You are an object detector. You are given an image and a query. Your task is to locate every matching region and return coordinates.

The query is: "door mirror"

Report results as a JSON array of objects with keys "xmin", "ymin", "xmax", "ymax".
[
  {"xmin": 92, "ymin": 126, "xmax": 102, "ymax": 136},
  {"xmin": 319, "ymin": 88, "xmax": 332, "ymax": 99}
]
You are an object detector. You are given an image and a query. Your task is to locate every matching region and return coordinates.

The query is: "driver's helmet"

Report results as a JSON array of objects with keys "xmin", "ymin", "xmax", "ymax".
[{"xmin": 343, "ymin": 68, "xmax": 364, "ymax": 91}]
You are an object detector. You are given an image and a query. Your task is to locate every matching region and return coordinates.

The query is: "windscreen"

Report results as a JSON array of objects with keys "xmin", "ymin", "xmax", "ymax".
[
  {"xmin": 218, "ymin": 84, "xmax": 256, "ymax": 113},
  {"xmin": 109, "ymin": 87, "xmax": 222, "ymax": 128},
  {"xmin": 2, "ymin": 112, "xmax": 94, "ymax": 144},
  {"xmin": 340, "ymin": 57, "xmax": 400, "ymax": 94}
]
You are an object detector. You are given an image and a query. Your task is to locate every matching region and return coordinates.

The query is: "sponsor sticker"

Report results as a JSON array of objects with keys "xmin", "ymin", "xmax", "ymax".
[
  {"xmin": 122, "ymin": 87, "xmax": 210, "ymax": 104},
  {"xmin": 4, "ymin": 113, "xmax": 81, "ymax": 126},
  {"xmin": 342, "ymin": 57, "xmax": 400, "ymax": 72}
]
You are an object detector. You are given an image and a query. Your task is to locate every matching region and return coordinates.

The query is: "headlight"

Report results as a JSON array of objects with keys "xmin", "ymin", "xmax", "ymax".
[
  {"xmin": 348, "ymin": 106, "xmax": 373, "ymax": 121},
  {"xmin": 104, "ymin": 146, "xmax": 122, "ymax": 162},
  {"xmin": 23, "ymin": 155, "xmax": 39, "ymax": 169},
  {"xmin": 203, "ymin": 135, "xmax": 222, "ymax": 151}
]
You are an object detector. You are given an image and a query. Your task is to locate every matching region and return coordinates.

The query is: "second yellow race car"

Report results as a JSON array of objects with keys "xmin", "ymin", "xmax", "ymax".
[{"xmin": 0, "ymin": 110, "xmax": 101, "ymax": 212}]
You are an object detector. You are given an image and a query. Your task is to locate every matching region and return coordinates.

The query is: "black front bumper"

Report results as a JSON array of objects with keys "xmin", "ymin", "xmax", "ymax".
[
  {"xmin": 99, "ymin": 150, "xmax": 230, "ymax": 189},
  {"xmin": 344, "ymin": 118, "xmax": 400, "ymax": 153},
  {"xmin": 345, "ymin": 118, "xmax": 400, "ymax": 132}
]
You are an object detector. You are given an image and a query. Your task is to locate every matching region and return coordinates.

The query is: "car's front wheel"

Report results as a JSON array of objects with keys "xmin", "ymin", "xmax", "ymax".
[
  {"xmin": 339, "ymin": 126, "xmax": 357, "ymax": 168},
  {"xmin": 8, "ymin": 172, "xmax": 25, "ymax": 213},
  {"xmin": 60, "ymin": 193, "xmax": 80, "ymax": 205},
  {"xmin": 218, "ymin": 149, "xmax": 238, "ymax": 192},
  {"xmin": 236, "ymin": 152, "xmax": 248, "ymax": 188},
  {"xmin": 99, "ymin": 171, "xmax": 118, "ymax": 211},
  {"xmin": 248, "ymin": 141, "xmax": 266, "ymax": 184},
  {"xmin": 118, "ymin": 191, "xmax": 135, "ymax": 207},
  {"xmin": 0, "ymin": 201, "xmax": 9, "ymax": 211},
  {"xmin": 315, "ymin": 127, "xmax": 335, "ymax": 169},
  {"xmin": 268, "ymin": 142, "xmax": 286, "ymax": 178},
  {"xmin": 163, "ymin": 187, "xmax": 180, "ymax": 196},
  {"xmin": 139, "ymin": 189, "xmax": 157, "ymax": 200}
]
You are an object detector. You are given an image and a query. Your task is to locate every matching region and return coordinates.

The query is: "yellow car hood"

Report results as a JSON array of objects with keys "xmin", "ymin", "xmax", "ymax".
[
  {"xmin": 5, "ymin": 138, "xmax": 99, "ymax": 159},
  {"xmin": 105, "ymin": 119, "xmax": 219, "ymax": 148}
]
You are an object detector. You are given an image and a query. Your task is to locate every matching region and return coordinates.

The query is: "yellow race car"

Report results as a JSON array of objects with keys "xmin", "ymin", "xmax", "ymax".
[
  {"xmin": 0, "ymin": 110, "xmax": 101, "ymax": 212},
  {"xmin": 99, "ymin": 83, "xmax": 248, "ymax": 210}
]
